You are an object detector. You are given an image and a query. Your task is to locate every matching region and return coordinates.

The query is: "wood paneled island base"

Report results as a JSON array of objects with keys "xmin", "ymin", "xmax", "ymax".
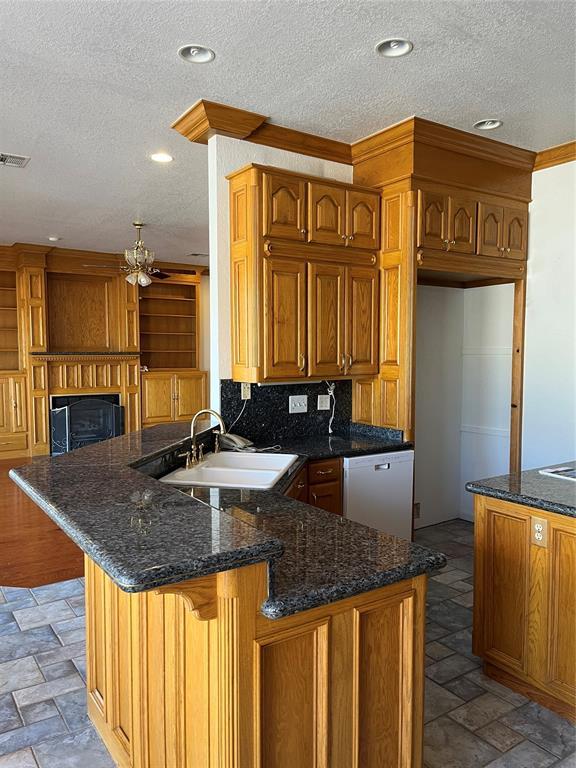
[{"xmin": 85, "ymin": 557, "xmax": 427, "ymax": 768}]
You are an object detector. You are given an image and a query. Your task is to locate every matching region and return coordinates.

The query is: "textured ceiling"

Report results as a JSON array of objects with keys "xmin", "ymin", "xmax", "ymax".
[{"xmin": 1, "ymin": 0, "xmax": 574, "ymax": 259}]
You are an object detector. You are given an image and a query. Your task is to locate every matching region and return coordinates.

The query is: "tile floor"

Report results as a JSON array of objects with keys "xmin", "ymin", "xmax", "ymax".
[{"xmin": 0, "ymin": 519, "xmax": 573, "ymax": 767}]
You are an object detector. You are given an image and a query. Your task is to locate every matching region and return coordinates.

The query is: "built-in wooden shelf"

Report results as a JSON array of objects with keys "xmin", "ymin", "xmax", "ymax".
[
  {"xmin": 0, "ymin": 271, "xmax": 19, "ymax": 371},
  {"xmin": 139, "ymin": 281, "xmax": 198, "ymax": 369}
]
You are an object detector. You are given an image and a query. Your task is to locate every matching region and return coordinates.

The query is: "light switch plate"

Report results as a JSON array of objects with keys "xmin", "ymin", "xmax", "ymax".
[
  {"xmin": 289, "ymin": 395, "xmax": 308, "ymax": 414},
  {"xmin": 317, "ymin": 394, "xmax": 330, "ymax": 411}
]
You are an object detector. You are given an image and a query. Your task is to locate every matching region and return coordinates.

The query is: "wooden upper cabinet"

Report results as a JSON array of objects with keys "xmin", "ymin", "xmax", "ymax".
[
  {"xmin": 308, "ymin": 262, "xmax": 346, "ymax": 378},
  {"xmin": 307, "ymin": 183, "xmax": 347, "ymax": 246},
  {"xmin": 262, "ymin": 172, "xmax": 307, "ymax": 241},
  {"xmin": 263, "ymin": 257, "xmax": 307, "ymax": 380},
  {"xmin": 503, "ymin": 208, "xmax": 528, "ymax": 260},
  {"xmin": 477, "ymin": 203, "xmax": 505, "ymax": 257},
  {"xmin": 346, "ymin": 190, "xmax": 380, "ymax": 250},
  {"xmin": 417, "ymin": 190, "xmax": 447, "ymax": 250},
  {"xmin": 346, "ymin": 267, "xmax": 379, "ymax": 376},
  {"xmin": 447, "ymin": 195, "xmax": 477, "ymax": 254}
]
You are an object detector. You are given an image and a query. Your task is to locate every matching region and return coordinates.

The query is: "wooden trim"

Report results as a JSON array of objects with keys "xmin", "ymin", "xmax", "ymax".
[
  {"xmin": 510, "ymin": 279, "xmax": 526, "ymax": 474},
  {"xmin": 416, "ymin": 249, "xmax": 526, "ymax": 280},
  {"xmin": 171, "ymin": 99, "xmax": 267, "ymax": 144},
  {"xmin": 263, "ymin": 238, "xmax": 377, "ymax": 266},
  {"xmin": 534, "ymin": 140, "xmax": 576, "ymax": 171},
  {"xmin": 247, "ymin": 122, "xmax": 352, "ymax": 164},
  {"xmin": 31, "ymin": 353, "xmax": 140, "ymax": 361},
  {"xmin": 352, "ymin": 116, "xmax": 536, "ymax": 171}
]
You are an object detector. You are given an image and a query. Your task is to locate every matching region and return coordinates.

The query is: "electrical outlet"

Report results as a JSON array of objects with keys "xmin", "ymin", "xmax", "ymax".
[
  {"xmin": 288, "ymin": 395, "xmax": 308, "ymax": 414},
  {"xmin": 240, "ymin": 382, "xmax": 251, "ymax": 400},
  {"xmin": 317, "ymin": 394, "xmax": 330, "ymax": 411}
]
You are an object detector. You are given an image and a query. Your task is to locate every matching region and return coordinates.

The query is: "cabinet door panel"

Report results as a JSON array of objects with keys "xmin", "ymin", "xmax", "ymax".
[
  {"xmin": 284, "ymin": 466, "xmax": 308, "ymax": 502},
  {"xmin": 0, "ymin": 378, "xmax": 10, "ymax": 433},
  {"xmin": 308, "ymin": 263, "xmax": 346, "ymax": 378},
  {"xmin": 309, "ymin": 480, "xmax": 342, "ymax": 515},
  {"xmin": 477, "ymin": 203, "xmax": 504, "ymax": 257},
  {"xmin": 263, "ymin": 258, "xmax": 307, "ymax": 380},
  {"xmin": 484, "ymin": 505, "xmax": 530, "ymax": 673},
  {"xmin": 503, "ymin": 208, "xmax": 528, "ymax": 260},
  {"xmin": 448, "ymin": 195, "xmax": 477, "ymax": 254},
  {"xmin": 308, "ymin": 183, "xmax": 347, "ymax": 246},
  {"xmin": 263, "ymin": 172, "xmax": 307, "ymax": 241},
  {"xmin": 9, "ymin": 376, "xmax": 27, "ymax": 432},
  {"xmin": 548, "ymin": 523, "xmax": 576, "ymax": 696},
  {"xmin": 174, "ymin": 372, "xmax": 207, "ymax": 421},
  {"xmin": 347, "ymin": 267, "xmax": 379, "ymax": 376},
  {"xmin": 417, "ymin": 190, "xmax": 447, "ymax": 249},
  {"xmin": 141, "ymin": 373, "xmax": 174, "ymax": 425},
  {"xmin": 346, "ymin": 190, "xmax": 380, "ymax": 250}
]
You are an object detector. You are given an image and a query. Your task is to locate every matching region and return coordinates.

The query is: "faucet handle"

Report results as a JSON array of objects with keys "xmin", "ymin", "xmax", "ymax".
[
  {"xmin": 214, "ymin": 433, "xmax": 221, "ymax": 453},
  {"xmin": 198, "ymin": 443, "xmax": 204, "ymax": 462}
]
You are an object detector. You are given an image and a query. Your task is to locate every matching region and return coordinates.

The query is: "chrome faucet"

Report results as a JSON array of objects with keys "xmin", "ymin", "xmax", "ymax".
[{"xmin": 184, "ymin": 408, "xmax": 227, "ymax": 467}]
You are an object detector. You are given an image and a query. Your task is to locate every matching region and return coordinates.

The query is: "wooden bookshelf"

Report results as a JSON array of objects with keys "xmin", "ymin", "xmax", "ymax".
[
  {"xmin": 139, "ymin": 280, "xmax": 199, "ymax": 369},
  {"xmin": 0, "ymin": 271, "xmax": 19, "ymax": 371}
]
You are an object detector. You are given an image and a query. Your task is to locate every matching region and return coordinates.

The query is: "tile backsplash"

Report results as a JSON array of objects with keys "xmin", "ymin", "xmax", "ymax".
[{"xmin": 220, "ymin": 379, "xmax": 352, "ymax": 443}]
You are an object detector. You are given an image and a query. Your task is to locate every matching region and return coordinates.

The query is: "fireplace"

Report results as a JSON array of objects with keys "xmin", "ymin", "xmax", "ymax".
[{"xmin": 50, "ymin": 394, "xmax": 124, "ymax": 455}]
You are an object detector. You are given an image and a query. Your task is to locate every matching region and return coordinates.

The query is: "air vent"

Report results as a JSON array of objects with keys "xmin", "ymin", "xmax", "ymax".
[{"xmin": 0, "ymin": 153, "xmax": 30, "ymax": 168}]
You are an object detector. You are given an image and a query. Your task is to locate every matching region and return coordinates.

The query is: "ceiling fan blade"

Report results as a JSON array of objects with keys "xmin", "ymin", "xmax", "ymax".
[
  {"xmin": 154, "ymin": 271, "xmax": 172, "ymax": 279},
  {"xmin": 82, "ymin": 264, "xmax": 121, "ymax": 269}
]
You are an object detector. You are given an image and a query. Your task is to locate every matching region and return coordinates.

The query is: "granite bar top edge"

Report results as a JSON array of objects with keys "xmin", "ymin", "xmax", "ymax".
[{"xmin": 465, "ymin": 480, "xmax": 576, "ymax": 518}]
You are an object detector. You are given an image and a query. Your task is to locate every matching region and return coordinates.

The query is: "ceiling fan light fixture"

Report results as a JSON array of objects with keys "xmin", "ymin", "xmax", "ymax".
[
  {"xmin": 123, "ymin": 221, "xmax": 159, "ymax": 287},
  {"xmin": 125, "ymin": 272, "xmax": 139, "ymax": 286},
  {"xmin": 137, "ymin": 272, "xmax": 153, "ymax": 287}
]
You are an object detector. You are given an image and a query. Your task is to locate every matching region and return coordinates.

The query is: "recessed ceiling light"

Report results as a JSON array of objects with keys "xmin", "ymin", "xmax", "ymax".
[
  {"xmin": 150, "ymin": 152, "xmax": 173, "ymax": 163},
  {"xmin": 375, "ymin": 38, "xmax": 414, "ymax": 58},
  {"xmin": 178, "ymin": 44, "xmax": 216, "ymax": 64},
  {"xmin": 473, "ymin": 119, "xmax": 503, "ymax": 131},
  {"xmin": 47, "ymin": 236, "xmax": 60, "ymax": 242}
]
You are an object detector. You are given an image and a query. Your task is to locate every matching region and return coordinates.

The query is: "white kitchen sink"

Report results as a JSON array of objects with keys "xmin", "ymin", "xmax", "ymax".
[{"xmin": 159, "ymin": 451, "xmax": 299, "ymax": 490}]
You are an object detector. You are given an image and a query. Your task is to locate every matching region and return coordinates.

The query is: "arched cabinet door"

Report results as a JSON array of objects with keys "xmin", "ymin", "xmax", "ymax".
[
  {"xmin": 262, "ymin": 172, "xmax": 307, "ymax": 241},
  {"xmin": 346, "ymin": 190, "xmax": 380, "ymax": 250},
  {"xmin": 503, "ymin": 208, "xmax": 528, "ymax": 260},
  {"xmin": 308, "ymin": 182, "xmax": 347, "ymax": 246},
  {"xmin": 417, "ymin": 190, "xmax": 447, "ymax": 250},
  {"xmin": 447, "ymin": 195, "xmax": 477, "ymax": 254},
  {"xmin": 478, "ymin": 203, "xmax": 505, "ymax": 257}
]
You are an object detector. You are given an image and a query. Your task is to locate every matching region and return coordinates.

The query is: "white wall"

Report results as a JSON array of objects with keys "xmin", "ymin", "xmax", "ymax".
[
  {"xmin": 523, "ymin": 161, "xmax": 576, "ymax": 467},
  {"xmin": 199, "ymin": 275, "xmax": 210, "ymax": 372},
  {"xmin": 207, "ymin": 135, "xmax": 352, "ymax": 408},
  {"xmin": 414, "ymin": 286, "xmax": 464, "ymax": 527}
]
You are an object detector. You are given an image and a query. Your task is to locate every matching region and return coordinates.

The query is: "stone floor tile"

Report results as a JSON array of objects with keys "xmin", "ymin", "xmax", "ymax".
[
  {"xmin": 426, "ymin": 600, "xmax": 474, "ymax": 632},
  {"xmin": 423, "ymin": 715, "xmax": 500, "ymax": 768},
  {"xmin": 464, "ymin": 669, "xmax": 529, "ymax": 707},
  {"xmin": 476, "ymin": 721, "xmax": 525, "ymax": 752},
  {"xmin": 484, "ymin": 740, "xmax": 558, "ymax": 767},
  {"xmin": 54, "ymin": 690, "xmax": 89, "ymax": 733},
  {"xmin": 0, "ymin": 591, "xmax": 33, "ymax": 606},
  {"xmin": 500, "ymin": 701, "xmax": 576, "ymax": 759},
  {"xmin": 0, "ymin": 595, "xmax": 5, "ymax": 606},
  {"xmin": 34, "ymin": 643, "xmax": 85, "ymax": 670},
  {"xmin": 424, "ymin": 679, "xmax": 464, "ymax": 723},
  {"xmin": 13, "ymin": 602, "xmax": 74, "ymax": 633},
  {"xmin": 50, "ymin": 617, "xmax": 84, "ymax": 647},
  {"xmin": 18, "ymin": 702, "xmax": 59, "ymax": 727},
  {"xmin": 441, "ymin": 628, "xmax": 481, "ymax": 661},
  {"xmin": 0, "ymin": 696, "xmax": 21, "ymax": 735},
  {"xmin": 0, "ymin": 659, "xmax": 43, "ymax": 696},
  {"xmin": 0, "ymin": 748, "xmax": 39, "ymax": 767},
  {"xmin": 426, "ymin": 621, "xmax": 451, "ymax": 642},
  {"xmin": 0, "ymin": 616, "xmax": 15, "ymax": 630},
  {"xmin": 0, "ymin": 718, "xmax": 67, "ymax": 758},
  {"xmin": 13, "ymin": 675, "xmax": 84, "ymax": 710},
  {"xmin": 444, "ymin": 675, "xmax": 487, "ymax": 702},
  {"xmin": 433, "ymin": 541, "xmax": 474, "ymax": 558},
  {"xmin": 41, "ymin": 662, "xmax": 76, "ymax": 683},
  {"xmin": 452, "ymin": 591, "xmax": 475, "ymax": 608},
  {"xmin": 0, "ymin": 599, "xmax": 36, "ymax": 616},
  {"xmin": 426, "ymin": 653, "xmax": 480, "ymax": 684},
  {"xmin": 65, "ymin": 597, "xmax": 85, "ymax": 617},
  {"xmin": 32, "ymin": 726, "xmax": 115, "ymax": 768},
  {"xmin": 426, "ymin": 641, "xmax": 455, "ymax": 661},
  {"xmin": 0, "ymin": 629, "xmax": 60, "ymax": 665},
  {"xmin": 553, "ymin": 754, "xmax": 576, "ymax": 767},
  {"xmin": 427, "ymin": 581, "xmax": 462, "ymax": 604},
  {"xmin": 432, "ymin": 569, "xmax": 472, "ymax": 585},
  {"xmin": 0, "ymin": 626, "xmax": 19, "ymax": 640},
  {"xmin": 31, "ymin": 582, "xmax": 83, "ymax": 607},
  {"xmin": 448, "ymin": 692, "xmax": 517, "ymax": 731},
  {"xmin": 71, "ymin": 658, "xmax": 86, "ymax": 683}
]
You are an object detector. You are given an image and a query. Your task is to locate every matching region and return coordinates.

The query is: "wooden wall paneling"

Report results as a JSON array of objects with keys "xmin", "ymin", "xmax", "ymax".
[
  {"xmin": 28, "ymin": 360, "xmax": 49, "ymax": 455},
  {"xmin": 352, "ymin": 378, "xmax": 378, "ymax": 425},
  {"xmin": 122, "ymin": 361, "xmax": 141, "ymax": 433},
  {"xmin": 308, "ymin": 262, "xmax": 346, "ymax": 377},
  {"xmin": 121, "ymin": 280, "xmax": 140, "ymax": 352},
  {"xmin": 510, "ymin": 279, "xmax": 526, "ymax": 474},
  {"xmin": 547, "ymin": 520, "xmax": 576, "ymax": 700}
]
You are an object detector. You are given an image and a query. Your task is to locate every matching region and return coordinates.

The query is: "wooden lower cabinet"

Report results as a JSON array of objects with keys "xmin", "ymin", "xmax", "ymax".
[
  {"xmin": 85, "ymin": 557, "xmax": 427, "ymax": 768},
  {"xmin": 473, "ymin": 495, "xmax": 576, "ymax": 721},
  {"xmin": 0, "ymin": 373, "xmax": 28, "ymax": 456},
  {"xmin": 141, "ymin": 370, "xmax": 207, "ymax": 425},
  {"xmin": 284, "ymin": 465, "xmax": 308, "ymax": 502}
]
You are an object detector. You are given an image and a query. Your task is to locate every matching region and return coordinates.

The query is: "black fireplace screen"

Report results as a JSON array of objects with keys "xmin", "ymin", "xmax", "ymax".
[{"xmin": 50, "ymin": 395, "xmax": 124, "ymax": 455}]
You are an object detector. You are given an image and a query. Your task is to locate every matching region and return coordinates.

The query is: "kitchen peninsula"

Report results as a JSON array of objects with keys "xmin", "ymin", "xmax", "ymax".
[
  {"xmin": 467, "ymin": 464, "xmax": 576, "ymax": 722},
  {"xmin": 10, "ymin": 422, "xmax": 445, "ymax": 768}
]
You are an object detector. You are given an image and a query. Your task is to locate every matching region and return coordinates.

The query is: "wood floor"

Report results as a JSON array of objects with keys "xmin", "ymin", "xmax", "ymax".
[{"xmin": 0, "ymin": 457, "xmax": 84, "ymax": 587}]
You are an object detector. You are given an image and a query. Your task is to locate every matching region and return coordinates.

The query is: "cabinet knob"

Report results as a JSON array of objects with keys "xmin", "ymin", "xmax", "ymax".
[
  {"xmin": 347, "ymin": 353, "xmax": 353, "ymax": 370},
  {"xmin": 416, "ymin": 250, "xmax": 424, "ymax": 265},
  {"xmin": 12, "ymin": 400, "xmax": 17, "ymax": 409},
  {"xmin": 450, "ymin": 240, "xmax": 456, "ymax": 245},
  {"xmin": 348, "ymin": 235, "xmax": 355, "ymax": 241},
  {"xmin": 341, "ymin": 235, "xmax": 347, "ymax": 240},
  {"xmin": 506, "ymin": 247, "xmax": 511, "ymax": 253},
  {"xmin": 297, "ymin": 482, "xmax": 306, "ymax": 489},
  {"xmin": 300, "ymin": 228, "xmax": 307, "ymax": 235}
]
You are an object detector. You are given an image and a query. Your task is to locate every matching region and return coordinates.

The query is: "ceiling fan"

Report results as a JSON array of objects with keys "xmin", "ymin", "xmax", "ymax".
[{"xmin": 83, "ymin": 222, "xmax": 207, "ymax": 287}]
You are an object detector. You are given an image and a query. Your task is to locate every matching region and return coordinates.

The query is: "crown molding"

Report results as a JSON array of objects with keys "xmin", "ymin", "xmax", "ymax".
[
  {"xmin": 172, "ymin": 99, "xmax": 352, "ymax": 164},
  {"xmin": 533, "ymin": 140, "xmax": 576, "ymax": 171},
  {"xmin": 171, "ymin": 99, "xmax": 267, "ymax": 144},
  {"xmin": 352, "ymin": 116, "xmax": 536, "ymax": 170}
]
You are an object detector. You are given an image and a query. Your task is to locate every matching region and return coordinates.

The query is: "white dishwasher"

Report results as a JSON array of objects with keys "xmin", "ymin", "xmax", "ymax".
[{"xmin": 343, "ymin": 450, "xmax": 414, "ymax": 540}]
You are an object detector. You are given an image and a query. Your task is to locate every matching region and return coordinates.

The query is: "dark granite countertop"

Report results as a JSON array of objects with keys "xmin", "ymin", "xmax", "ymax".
[
  {"xmin": 466, "ymin": 462, "xmax": 576, "ymax": 518},
  {"xmin": 10, "ymin": 422, "xmax": 444, "ymax": 619}
]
